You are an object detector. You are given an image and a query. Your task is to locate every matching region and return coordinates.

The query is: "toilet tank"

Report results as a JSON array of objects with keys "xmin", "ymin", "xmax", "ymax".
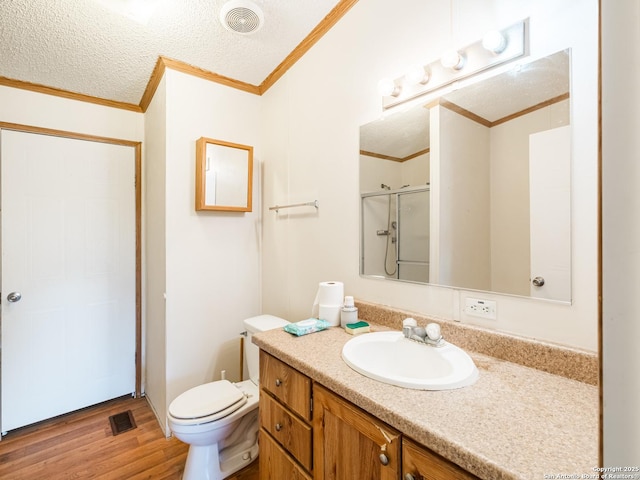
[{"xmin": 243, "ymin": 314, "xmax": 289, "ymax": 384}]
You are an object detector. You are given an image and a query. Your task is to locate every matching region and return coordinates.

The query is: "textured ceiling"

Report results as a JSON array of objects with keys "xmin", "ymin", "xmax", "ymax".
[{"xmin": 0, "ymin": 0, "xmax": 341, "ymax": 105}]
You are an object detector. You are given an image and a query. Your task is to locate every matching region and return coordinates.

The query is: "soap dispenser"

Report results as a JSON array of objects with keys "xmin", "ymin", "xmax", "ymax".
[{"xmin": 340, "ymin": 296, "xmax": 358, "ymax": 327}]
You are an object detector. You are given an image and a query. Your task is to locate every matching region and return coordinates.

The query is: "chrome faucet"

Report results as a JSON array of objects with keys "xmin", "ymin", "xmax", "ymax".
[{"xmin": 402, "ymin": 318, "xmax": 444, "ymax": 347}]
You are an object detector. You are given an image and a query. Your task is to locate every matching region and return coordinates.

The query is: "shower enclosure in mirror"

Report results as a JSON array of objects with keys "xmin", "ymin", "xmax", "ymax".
[
  {"xmin": 361, "ymin": 186, "xmax": 430, "ymax": 283},
  {"xmin": 360, "ymin": 49, "xmax": 571, "ymax": 302}
]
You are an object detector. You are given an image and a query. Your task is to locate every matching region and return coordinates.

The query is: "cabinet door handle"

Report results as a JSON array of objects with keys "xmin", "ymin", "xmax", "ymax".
[
  {"xmin": 405, "ymin": 474, "xmax": 416, "ymax": 480},
  {"xmin": 379, "ymin": 453, "xmax": 389, "ymax": 466},
  {"xmin": 275, "ymin": 378, "xmax": 282, "ymax": 387},
  {"xmin": 275, "ymin": 423, "xmax": 282, "ymax": 432}
]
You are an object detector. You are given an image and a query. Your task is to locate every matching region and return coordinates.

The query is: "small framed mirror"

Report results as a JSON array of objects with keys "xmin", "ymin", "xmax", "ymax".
[{"xmin": 195, "ymin": 137, "xmax": 253, "ymax": 212}]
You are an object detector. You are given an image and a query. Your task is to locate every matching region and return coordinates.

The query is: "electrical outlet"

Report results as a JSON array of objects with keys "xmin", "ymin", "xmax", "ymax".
[{"xmin": 464, "ymin": 298, "xmax": 497, "ymax": 319}]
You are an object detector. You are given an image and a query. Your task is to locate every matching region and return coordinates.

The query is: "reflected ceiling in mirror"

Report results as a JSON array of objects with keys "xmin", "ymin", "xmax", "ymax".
[{"xmin": 359, "ymin": 50, "xmax": 571, "ymax": 302}]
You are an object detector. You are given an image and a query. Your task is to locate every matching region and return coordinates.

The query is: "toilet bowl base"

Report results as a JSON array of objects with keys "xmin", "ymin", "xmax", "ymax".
[{"xmin": 181, "ymin": 431, "xmax": 259, "ymax": 480}]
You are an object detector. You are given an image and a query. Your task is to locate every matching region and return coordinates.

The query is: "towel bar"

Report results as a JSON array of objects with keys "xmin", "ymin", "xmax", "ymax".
[{"xmin": 269, "ymin": 200, "xmax": 319, "ymax": 212}]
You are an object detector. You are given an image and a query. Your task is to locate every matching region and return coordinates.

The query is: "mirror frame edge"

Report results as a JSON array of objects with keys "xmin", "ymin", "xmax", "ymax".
[{"xmin": 195, "ymin": 136, "xmax": 254, "ymax": 212}]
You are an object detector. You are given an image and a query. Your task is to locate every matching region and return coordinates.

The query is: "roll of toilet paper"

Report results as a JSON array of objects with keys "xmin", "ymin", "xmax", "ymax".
[
  {"xmin": 315, "ymin": 281, "xmax": 344, "ymax": 305},
  {"xmin": 318, "ymin": 304, "xmax": 342, "ymax": 327},
  {"xmin": 311, "ymin": 281, "xmax": 344, "ymax": 325}
]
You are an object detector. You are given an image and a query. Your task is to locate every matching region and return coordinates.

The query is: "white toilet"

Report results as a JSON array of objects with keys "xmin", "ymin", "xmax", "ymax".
[{"xmin": 167, "ymin": 314, "xmax": 289, "ymax": 480}]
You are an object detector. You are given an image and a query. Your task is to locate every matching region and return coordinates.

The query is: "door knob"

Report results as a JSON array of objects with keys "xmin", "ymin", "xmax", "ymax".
[
  {"xmin": 7, "ymin": 292, "xmax": 22, "ymax": 303},
  {"xmin": 532, "ymin": 276, "xmax": 545, "ymax": 287}
]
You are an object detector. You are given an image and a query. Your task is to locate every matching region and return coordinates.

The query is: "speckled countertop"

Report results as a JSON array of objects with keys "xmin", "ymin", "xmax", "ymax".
[{"xmin": 253, "ymin": 323, "xmax": 599, "ymax": 480}]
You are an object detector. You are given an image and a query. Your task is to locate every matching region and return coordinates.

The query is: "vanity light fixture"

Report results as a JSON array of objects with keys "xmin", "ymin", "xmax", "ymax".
[
  {"xmin": 377, "ymin": 78, "xmax": 402, "ymax": 97},
  {"xmin": 379, "ymin": 18, "xmax": 528, "ymax": 110},
  {"xmin": 405, "ymin": 64, "xmax": 431, "ymax": 85},
  {"xmin": 482, "ymin": 30, "xmax": 508, "ymax": 54},
  {"xmin": 440, "ymin": 50, "xmax": 466, "ymax": 70}
]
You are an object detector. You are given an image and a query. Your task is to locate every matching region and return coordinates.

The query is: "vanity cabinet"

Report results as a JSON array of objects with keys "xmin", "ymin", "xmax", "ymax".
[
  {"xmin": 258, "ymin": 350, "xmax": 478, "ymax": 480},
  {"xmin": 259, "ymin": 351, "xmax": 313, "ymax": 479},
  {"xmin": 312, "ymin": 383, "xmax": 401, "ymax": 480},
  {"xmin": 403, "ymin": 437, "xmax": 479, "ymax": 480}
]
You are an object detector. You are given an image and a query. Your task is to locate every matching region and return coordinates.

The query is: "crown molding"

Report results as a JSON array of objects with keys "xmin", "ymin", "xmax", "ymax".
[{"xmin": 0, "ymin": 76, "xmax": 142, "ymax": 112}]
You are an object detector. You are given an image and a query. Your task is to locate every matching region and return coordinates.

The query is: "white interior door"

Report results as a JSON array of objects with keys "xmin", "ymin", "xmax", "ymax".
[
  {"xmin": 529, "ymin": 125, "xmax": 571, "ymax": 301},
  {"xmin": 1, "ymin": 129, "xmax": 136, "ymax": 433}
]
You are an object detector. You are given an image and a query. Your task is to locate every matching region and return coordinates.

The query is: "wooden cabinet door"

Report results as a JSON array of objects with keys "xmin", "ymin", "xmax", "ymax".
[
  {"xmin": 313, "ymin": 383, "xmax": 400, "ymax": 480},
  {"xmin": 403, "ymin": 437, "xmax": 479, "ymax": 480},
  {"xmin": 259, "ymin": 430, "xmax": 312, "ymax": 480}
]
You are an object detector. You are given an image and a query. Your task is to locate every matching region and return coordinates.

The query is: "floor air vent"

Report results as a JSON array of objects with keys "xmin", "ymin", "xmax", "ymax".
[{"xmin": 109, "ymin": 410, "xmax": 137, "ymax": 436}]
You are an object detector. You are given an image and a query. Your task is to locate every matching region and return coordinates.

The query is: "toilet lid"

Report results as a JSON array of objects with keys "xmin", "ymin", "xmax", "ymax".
[{"xmin": 169, "ymin": 380, "xmax": 247, "ymax": 420}]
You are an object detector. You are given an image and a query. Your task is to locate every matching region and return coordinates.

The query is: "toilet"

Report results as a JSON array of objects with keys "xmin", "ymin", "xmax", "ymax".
[{"xmin": 167, "ymin": 314, "xmax": 289, "ymax": 480}]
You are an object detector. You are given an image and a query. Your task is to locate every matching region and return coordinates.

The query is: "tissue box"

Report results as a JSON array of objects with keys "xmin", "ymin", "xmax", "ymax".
[{"xmin": 284, "ymin": 318, "xmax": 331, "ymax": 336}]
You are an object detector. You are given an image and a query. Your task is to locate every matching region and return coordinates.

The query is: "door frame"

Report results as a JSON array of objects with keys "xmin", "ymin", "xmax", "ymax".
[{"xmin": 0, "ymin": 121, "xmax": 143, "ymax": 397}]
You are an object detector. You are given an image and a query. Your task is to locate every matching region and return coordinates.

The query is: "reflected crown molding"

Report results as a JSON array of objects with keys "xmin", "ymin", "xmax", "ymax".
[
  {"xmin": 360, "ymin": 147, "xmax": 430, "ymax": 163},
  {"xmin": 437, "ymin": 93, "xmax": 570, "ymax": 128}
]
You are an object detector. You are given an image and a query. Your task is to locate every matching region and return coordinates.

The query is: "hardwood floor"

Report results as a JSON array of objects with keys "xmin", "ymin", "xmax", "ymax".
[
  {"xmin": 0, "ymin": 395, "xmax": 260, "ymax": 480},
  {"xmin": 0, "ymin": 395, "xmax": 188, "ymax": 479}
]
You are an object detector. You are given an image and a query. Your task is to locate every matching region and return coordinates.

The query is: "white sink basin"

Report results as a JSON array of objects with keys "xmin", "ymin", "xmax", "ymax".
[{"xmin": 341, "ymin": 331, "xmax": 479, "ymax": 390}]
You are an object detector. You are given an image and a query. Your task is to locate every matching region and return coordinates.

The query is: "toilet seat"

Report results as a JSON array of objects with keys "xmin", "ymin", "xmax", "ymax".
[{"xmin": 169, "ymin": 380, "xmax": 248, "ymax": 425}]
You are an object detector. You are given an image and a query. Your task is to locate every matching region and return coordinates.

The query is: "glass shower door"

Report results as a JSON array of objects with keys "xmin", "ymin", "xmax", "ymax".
[{"xmin": 397, "ymin": 188, "xmax": 430, "ymax": 283}]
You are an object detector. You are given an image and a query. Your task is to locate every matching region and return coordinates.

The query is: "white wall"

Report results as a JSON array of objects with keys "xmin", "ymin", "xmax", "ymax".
[
  {"xmin": 402, "ymin": 152, "xmax": 429, "ymax": 186},
  {"xmin": 359, "ymin": 155, "xmax": 403, "ymax": 192},
  {"xmin": 434, "ymin": 105, "xmax": 491, "ymax": 290},
  {"xmin": 359, "ymin": 152, "xmax": 429, "ymax": 192},
  {"xmin": 601, "ymin": 0, "xmax": 640, "ymax": 464},
  {"xmin": 0, "ymin": 86, "xmax": 143, "ymax": 141},
  {"xmin": 161, "ymin": 69, "xmax": 262, "ymax": 431},
  {"xmin": 261, "ymin": 0, "xmax": 598, "ymax": 351},
  {"xmin": 143, "ymin": 76, "xmax": 168, "ymax": 429}
]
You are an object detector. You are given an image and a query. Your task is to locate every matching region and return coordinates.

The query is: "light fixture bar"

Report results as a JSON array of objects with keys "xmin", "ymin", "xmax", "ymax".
[{"xmin": 381, "ymin": 19, "xmax": 528, "ymax": 110}]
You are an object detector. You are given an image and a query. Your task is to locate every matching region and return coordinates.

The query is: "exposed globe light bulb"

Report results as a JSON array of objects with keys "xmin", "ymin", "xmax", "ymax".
[
  {"xmin": 440, "ymin": 50, "xmax": 465, "ymax": 70},
  {"xmin": 377, "ymin": 78, "xmax": 401, "ymax": 97},
  {"xmin": 405, "ymin": 64, "xmax": 430, "ymax": 85},
  {"xmin": 482, "ymin": 30, "xmax": 507, "ymax": 54}
]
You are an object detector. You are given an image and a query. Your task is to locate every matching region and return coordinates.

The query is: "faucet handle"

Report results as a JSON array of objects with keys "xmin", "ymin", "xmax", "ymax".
[
  {"xmin": 402, "ymin": 318, "xmax": 417, "ymax": 339},
  {"xmin": 425, "ymin": 323, "xmax": 441, "ymax": 341},
  {"xmin": 402, "ymin": 317, "xmax": 417, "ymax": 327}
]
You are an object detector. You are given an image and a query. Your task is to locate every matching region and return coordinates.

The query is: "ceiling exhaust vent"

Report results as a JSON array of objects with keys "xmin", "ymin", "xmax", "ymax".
[{"xmin": 220, "ymin": 0, "xmax": 264, "ymax": 35}]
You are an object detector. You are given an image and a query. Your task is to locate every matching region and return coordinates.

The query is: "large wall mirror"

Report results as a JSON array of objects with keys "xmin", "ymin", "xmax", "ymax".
[
  {"xmin": 360, "ymin": 49, "xmax": 571, "ymax": 302},
  {"xmin": 195, "ymin": 137, "xmax": 253, "ymax": 212}
]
